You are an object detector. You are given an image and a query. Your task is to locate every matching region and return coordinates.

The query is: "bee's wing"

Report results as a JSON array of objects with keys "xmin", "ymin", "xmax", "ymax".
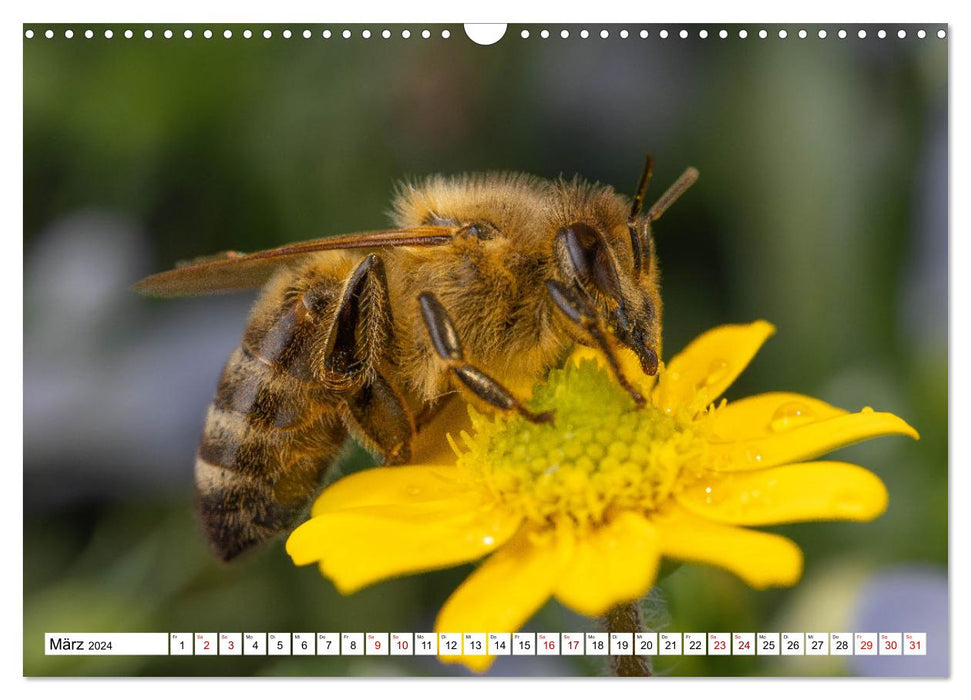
[{"xmin": 132, "ymin": 226, "xmax": 460, "ymax": 298}]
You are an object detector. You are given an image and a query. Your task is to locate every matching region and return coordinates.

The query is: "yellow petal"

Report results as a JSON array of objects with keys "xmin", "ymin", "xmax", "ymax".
[
  {"xmin": 707, "ymin": 410, "xmax": 920, "ymax": 472},
  {"xmin": 652, "ymin": 504, "xmax": 803, "ymax": 588},
  {"xmin": 569, "ymin": 344, "xmax": 657, "ymax": 395},
  {"xmin": 709, "ymin": 392, "xmax": 849, "ymax": 442},
  {"xmin": 310, "ymin": 465, "xmax": 471, "ymax": 517},
  {"xmin": 677, "ymin": 461, "xmax": 888, "ymax": 525},
  {"xmin": 554, "ymin": 511, "xmax": 661, "ymax": 616},
  {"xmin": 653, "ymin": 321, "xmax": 775, "ymax": 413},
  {"xmin": 286, "ymin": 493, "xmax": 522, "ymax": 594},
  {"xmin": 436, "ymin": 528, "xmax": 568, "ymax": 673}
]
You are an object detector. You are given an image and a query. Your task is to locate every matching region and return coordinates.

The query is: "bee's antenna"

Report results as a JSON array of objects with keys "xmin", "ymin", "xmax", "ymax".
[
  {"xmin": 627, "ymin": 155, "xmax": 654, "ymax": 277},
  {"xmin": 646, "ymin": 167, "xmax": 699, "ymax": 222},
  {"xmin": 629, "ymin": 154, "xmax": 654, "ymax": 221}
]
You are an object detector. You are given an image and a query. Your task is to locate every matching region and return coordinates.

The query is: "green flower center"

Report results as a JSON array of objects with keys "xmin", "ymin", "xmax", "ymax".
[{"xmin": 456, "ymin": 359, "xmax": 711, "ymax": 530}]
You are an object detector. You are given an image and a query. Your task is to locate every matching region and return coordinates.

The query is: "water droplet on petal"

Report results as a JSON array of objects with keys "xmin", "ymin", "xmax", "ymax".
[
  {"xmin": 483, "ymin": 536, "xmax": 495, "ymax": 546},
  {"xmin": 861, "ymin": 406, "xmax": 874, "ymax": 414},
  {"xmin": 769, "ymin": 401, "xmax": 816, "ymax": 432},
  {"xmin": 694, "ymin": 481, "xmax": 725, "ymax": 507},
  {"xmin": 740, "ymin": 447, "xmax": 764, "ymax": 466},
  {"xmin": 699, "ymin": 359, "xmax": 730, "ymax": 388},
  {"xmin": 831, "ymin": 490, "xmax": 867, "ymax": 515}
]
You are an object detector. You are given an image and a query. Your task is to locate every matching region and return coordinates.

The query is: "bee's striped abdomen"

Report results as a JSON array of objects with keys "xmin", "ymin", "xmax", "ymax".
[{"xmin": 196, "ymin": 290, "xmax": 347, "ymax": 562}]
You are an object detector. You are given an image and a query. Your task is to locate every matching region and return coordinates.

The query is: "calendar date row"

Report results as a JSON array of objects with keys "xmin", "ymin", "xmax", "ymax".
[{"xmin": 46, "ymin": 632, "xmax": 927, "ymax": 657}]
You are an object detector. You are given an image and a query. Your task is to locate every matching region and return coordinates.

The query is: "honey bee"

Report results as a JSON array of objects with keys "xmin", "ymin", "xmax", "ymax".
[{"xmin": 135, "ymin": 158, "xmax": 698, "ymax": 561}]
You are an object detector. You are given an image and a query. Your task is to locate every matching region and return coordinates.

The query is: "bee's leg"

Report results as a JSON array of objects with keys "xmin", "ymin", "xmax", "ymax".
[
  {"xmin": 324, "ymin": 254, "xmax": 414, "ymax": 464},
  {"xmin": 545, "ymin": 280, "xmax": 647, "ymax": 407},
  {"xmin": 323, "ymin": 254, "xmax": 391, "ymax": 375},
  {"xmin": 418, "ymin": 292, "xmax": 553, "ymax": 424},
  {"xmin": 343, "ymin": 370, "xmax": 414, "ymax": 464}
]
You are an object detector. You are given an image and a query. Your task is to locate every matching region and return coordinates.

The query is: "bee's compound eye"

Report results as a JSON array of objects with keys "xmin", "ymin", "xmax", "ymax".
[
  {"xmin": 561, "ymin": 222, "xmax": 600, "ymax": 248},
  {"xmin": 556, "ymin": 222, "xmax": 601, "ymax": 280},
  {"xmin": 555, "ymin": 222, "xmax": 621, "ymax": 301}
]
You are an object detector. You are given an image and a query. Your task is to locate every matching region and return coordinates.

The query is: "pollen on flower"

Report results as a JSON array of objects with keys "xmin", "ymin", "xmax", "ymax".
[{"xmin": 455, "ymin": 359, "xmax": 712, "ymax": 531}]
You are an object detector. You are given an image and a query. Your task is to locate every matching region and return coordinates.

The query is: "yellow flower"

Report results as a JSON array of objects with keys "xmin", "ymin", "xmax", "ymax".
[{"xmin": 287, "ymin": 322, "xmax": 918, "ymax": 673}]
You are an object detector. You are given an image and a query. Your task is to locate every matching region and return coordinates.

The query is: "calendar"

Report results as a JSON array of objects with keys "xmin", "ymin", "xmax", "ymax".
[
  {"xmin": 44, "ymin": 632, "xmax": 928, "ymax": 657},
  {"xmin": 23, "ymin": 17, "xmax": 947, "ymax": 682}
]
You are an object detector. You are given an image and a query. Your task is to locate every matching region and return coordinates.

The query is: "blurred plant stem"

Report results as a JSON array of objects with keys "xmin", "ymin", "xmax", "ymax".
[{"xmin": 602, "ymin": 599, "xmax": 652, "ymax": 677}]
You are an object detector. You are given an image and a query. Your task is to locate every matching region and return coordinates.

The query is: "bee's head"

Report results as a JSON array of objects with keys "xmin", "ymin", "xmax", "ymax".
[{"xmin": 551, "ymin": 159, "xmax": 698, "ymax": 376}]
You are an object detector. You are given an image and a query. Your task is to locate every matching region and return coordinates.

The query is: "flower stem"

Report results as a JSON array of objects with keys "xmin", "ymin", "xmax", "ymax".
[{"xmin": 601, "ymin": 599, "xmax": 652, "ymax": 677}]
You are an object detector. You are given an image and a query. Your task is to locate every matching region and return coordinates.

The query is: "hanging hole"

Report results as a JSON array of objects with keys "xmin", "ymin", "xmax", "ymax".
[{"xmin": 464, "ymin": 24, "xmax": 506, "ymax": 46}]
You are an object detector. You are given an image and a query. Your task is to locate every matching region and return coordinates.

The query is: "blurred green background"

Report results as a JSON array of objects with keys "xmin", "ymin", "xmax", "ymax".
[{"xmin": 23, "ymin": 23, "xmax": 947, "ymax": 677}]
